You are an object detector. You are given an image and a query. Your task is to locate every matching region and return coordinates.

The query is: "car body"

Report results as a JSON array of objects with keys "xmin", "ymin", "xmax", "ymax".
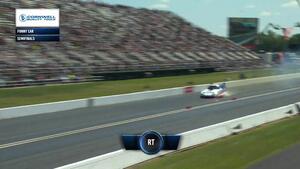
[{"xmin": 200, "ymin": 83, "xmax": 226, "ymax": 98}]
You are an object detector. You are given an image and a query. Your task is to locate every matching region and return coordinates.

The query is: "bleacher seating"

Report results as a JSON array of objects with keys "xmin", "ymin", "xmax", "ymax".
[{"xmin": 0, "ymin": 0, "xmax": 264, "ymax": 87}]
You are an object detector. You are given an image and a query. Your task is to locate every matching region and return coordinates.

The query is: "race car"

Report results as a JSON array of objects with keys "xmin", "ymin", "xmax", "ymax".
[{"xmin": 200, "ymin": 83, "xmax": 226, "ymax": 98}]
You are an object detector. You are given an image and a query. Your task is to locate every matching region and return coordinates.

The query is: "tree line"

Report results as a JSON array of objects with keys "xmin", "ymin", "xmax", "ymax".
[{"xmin": 256, "ymin": 31, "xmax": 300, "ymax": 52}]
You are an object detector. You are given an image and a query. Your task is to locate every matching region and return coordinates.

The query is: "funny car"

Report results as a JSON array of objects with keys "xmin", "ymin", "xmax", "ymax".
[{"xmin": 200, "ymin": 83, "xmax": 226, "ymax": 98}]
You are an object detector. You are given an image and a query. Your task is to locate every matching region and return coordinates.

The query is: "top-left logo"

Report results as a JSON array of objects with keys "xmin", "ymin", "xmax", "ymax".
[
  {"xmin": 19, "ymin": 14, "xmax": 27, "ymax": 22},
  {"xmin": 16, "ymin": 9, "xmax": 59, "ymax": 27}
]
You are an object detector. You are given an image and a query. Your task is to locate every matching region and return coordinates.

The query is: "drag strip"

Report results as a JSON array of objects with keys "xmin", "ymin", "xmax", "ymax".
[
  {"xmin": 1, "ymin": 78, "xmax": 300, "ymax": 169},
  {"xmin": 1, "ymin": 86, "xmax": 300, "ymax": 150}
]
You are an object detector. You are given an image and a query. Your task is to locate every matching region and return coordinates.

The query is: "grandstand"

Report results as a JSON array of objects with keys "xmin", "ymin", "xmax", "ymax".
[{"xmin": 0, "ymin": 0, "xmax": 264, "ymax": 87}]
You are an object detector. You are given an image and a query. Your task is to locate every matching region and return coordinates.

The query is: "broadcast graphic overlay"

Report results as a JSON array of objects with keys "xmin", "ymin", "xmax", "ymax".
[
  {"xmin": 15, "ymin": 9, "xmax": 60, "ymax": 42},
  {"xmin": 122, "ymin": 131, "xmax": 181, "ymax": 155}
]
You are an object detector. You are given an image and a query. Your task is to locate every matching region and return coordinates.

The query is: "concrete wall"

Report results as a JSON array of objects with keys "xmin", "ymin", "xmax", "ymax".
[
  {"xmin": 0, "ymin": 99, "xmax": 87, "ymax": 119},
  {"xmin": 228, "ymin": 72, "xmax": 300, "ymax": 87},
  {"xmin": 56, "ymin": 103, "xmax": 299, "ymax": 169},
  {"xmin": 1, "ymin": 72, "xmax": 300, "ymax": 120},
  {"xmin": 92, "ymin": 86, "xmax": 186, "ymax": 107}
]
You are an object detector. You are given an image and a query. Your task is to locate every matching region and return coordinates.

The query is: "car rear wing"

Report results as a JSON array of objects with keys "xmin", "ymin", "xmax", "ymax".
[{"xmin": 220, "ymin": 83, "xmax": 226, "ymax": 89}]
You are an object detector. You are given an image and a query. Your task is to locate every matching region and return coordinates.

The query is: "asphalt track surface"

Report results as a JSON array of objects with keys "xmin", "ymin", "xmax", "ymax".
[
  {"xmin": 248, "ymin": 143, "xmax": 300, "ymax": 169},
  {"xmin": 1, "ymin": 78, "xmax": 300, "ymax": 169}
]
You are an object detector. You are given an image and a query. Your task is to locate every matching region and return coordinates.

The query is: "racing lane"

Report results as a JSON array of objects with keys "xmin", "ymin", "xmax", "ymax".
[{"xmin": 1, "ymin": 78, "xmax": 300, "ymax": 169}]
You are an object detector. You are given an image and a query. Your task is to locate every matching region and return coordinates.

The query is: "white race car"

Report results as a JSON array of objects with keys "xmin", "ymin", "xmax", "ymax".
[{"xmin": 200, "ymin": 83, "xmax": 226, "ymax": 98}]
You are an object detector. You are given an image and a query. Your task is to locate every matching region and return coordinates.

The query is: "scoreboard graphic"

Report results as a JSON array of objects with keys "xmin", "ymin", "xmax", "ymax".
[
  {"xmin": 15, "ymin": 9, "xmax": 60, "ymax": 42},
  {"xmin": 228, "ymin": 17, "xmax": 259, "ymax": 50}
]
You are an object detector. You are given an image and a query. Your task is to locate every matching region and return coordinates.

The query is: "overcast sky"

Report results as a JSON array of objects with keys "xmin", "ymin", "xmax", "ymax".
[{"xmin": 101, "ymin": 0, "xmax": 300, "ymax": 37}]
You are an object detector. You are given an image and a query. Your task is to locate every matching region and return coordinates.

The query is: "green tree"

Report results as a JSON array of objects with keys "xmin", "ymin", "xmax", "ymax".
[
  {"xmin": 288, "ymin": 34, "xmax": 300, "ymax": 51},
  {"xmin": 257, "ymin": 31, "xmax": 287, "ymax": 52}
]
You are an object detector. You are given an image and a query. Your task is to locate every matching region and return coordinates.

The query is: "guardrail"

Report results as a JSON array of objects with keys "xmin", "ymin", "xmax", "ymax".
[
  {"xmin": 91, "ymin": 86, "xmax": 186, "ymax": 107},
  {"xmin": 56, "ymin": 102, "xmax": 300, "ymax": 169},
  {"xmin": 227, "ymin": 72, "xmax": 300, "ymax": 88},
  {"xmin": 0, "ymin": 72, "xmax": 300, "ymax": 120},
  {"xmin": 0, "ymin": 99, "xmax": 87, "ymax": 119}
]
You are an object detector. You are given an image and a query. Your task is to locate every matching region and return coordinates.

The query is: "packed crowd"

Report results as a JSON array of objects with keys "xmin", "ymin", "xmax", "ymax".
[{"xmin": 0, "ymin": 0, "xmax": 264, "ymax": 87}]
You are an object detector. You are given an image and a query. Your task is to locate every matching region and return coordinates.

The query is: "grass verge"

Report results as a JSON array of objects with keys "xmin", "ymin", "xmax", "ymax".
[
  {"xmin": 128, "ymin": 116, "xmax": 300, "ymax": 169},
  {"xmin": 0, "ymin": 68, "xmax": 298, "ymax": 108}
]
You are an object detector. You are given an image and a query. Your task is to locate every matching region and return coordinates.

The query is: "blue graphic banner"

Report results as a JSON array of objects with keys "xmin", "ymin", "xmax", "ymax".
[
  {"xmin": 16, "ymin": 27, "xmax": 60, "ymax": 35},
  {"xmin": 16, "ymin": 35, "xmax": 60, "ymax": 42}
]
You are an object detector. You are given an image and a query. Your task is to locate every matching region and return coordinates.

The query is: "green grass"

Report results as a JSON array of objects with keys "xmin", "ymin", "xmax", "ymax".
[
  {"xmin": 0, "ymin": 68, "xmax": 299, "ymax": 108},
  {"xmin": 129, "ymin": 116, "xmax": 300, "ymax": 169}
]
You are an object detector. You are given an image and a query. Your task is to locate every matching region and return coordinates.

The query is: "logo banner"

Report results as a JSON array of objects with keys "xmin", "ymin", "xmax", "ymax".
[{"xmin": 16, "ymin": 9, "xmax": 59, "ymax": 27}]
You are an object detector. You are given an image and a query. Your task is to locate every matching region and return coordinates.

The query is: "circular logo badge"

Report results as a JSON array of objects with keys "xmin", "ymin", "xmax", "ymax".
[
  {"xmin": 19, "ymin": 14, "xmax": 27, "ymax": 22},
  {"xmin": 139, "ymin": 131, "xmax": 164, "ymax": 155}
]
